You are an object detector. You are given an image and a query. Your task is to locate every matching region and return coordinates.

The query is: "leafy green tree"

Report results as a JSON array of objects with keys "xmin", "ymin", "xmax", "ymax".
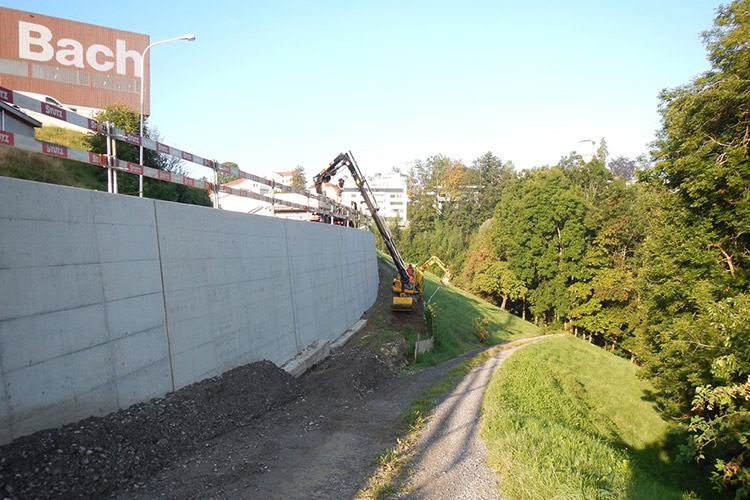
[
  {"xmin": 641, "ymin": 1, "xmax": 750, "ymax": 495},
  {"xmin": 292, "ymin": 166, "xmax": 307, "ymax": 189},
  {"xmin": 472, "ymin": 151, "xmax": 515, "ymax": 222},
  {"xmin": 471, "ymin": 260, "xmax": 526, "ymax": 310},
  {"xmin": 562, "ymin": 157, "xmax": 645, "ymax": 351},
  {"xmin": 652, "ymin": 4, "xmax": 750, "ymax": 283},
  {"xmin": 403, "ymin": 156, "xmax": 455, "ymax": 256},
  {"xmin": 489, "ymin": 166, "xmax": 588, "ymax": 324},
  {"xmin": 218, "ymin": 161, "xmax": 240, "ymax": 185},
  {"xmin": 88, "ymin": 104, "xmax": 210, "ymax": 206},
  {"xmin": 679, "ymin": 294, "xmax": 750, "ymax": 497}
]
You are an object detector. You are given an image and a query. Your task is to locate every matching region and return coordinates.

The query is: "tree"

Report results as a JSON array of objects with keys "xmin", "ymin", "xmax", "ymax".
[
  {"xmin": 291, "ymin": 166, "xmax": 307, "ymax": 189},
  {"xmin": 471, "ymin": 260, "xmax": 526, "ymax": 310},
  {"xmin": 607, "ymin": 156, "xmax": 637, "ymax": 181},
  {"xmin": 561, "ymin": 157, "xmax": 645, "ymax": 350},
  {"xmin": 679, "ymin": 294, "xmax": 750, "ymax": 497},
  {"xmin": 218, "ymin": 161, "xmax": 240, "ymax": 185},
  {"xmin": 642, "ymin": 1, "xmax": 750, "ymax": 494},
  {"xmin": 87, "ymin": 104, "xmax": 211, "ymax": 206},
  {"xmin": 472, "ymin": 151, "xmax": 514, "ymax": 222},
  {"xmin": 488, "ymin": 166, "xmax": 588, "ymax": 325}
]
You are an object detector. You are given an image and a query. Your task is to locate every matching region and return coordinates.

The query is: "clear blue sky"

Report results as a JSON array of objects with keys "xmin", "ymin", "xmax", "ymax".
[{"xmin": 9, "ymin": 0, "xmax": 723, "ymax": 178}]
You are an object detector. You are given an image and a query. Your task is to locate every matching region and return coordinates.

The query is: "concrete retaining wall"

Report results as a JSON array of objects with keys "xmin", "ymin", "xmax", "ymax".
[{"xmin": 0, "ymin": 177, "xmax": 378, "ymax": 444}]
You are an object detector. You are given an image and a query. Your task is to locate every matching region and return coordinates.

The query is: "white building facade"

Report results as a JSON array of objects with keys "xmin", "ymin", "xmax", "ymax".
[{"xmin": 340, "ymin": 172, "xmax": 408, "ymax": 225}]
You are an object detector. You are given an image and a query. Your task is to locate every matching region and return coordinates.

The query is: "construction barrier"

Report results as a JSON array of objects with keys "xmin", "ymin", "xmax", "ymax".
[{"xmin": 0, "ymin": 85, "xmax": 364, "ymax": 226}]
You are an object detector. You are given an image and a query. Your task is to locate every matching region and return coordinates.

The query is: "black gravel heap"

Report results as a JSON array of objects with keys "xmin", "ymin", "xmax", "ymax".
[{"xmin": 0, "ymin": 361, "xmax": 299, "ymax": 500}]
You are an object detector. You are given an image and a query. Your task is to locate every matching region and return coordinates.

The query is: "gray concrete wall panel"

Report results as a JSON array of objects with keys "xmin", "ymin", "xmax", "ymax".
[{"xmin": 0, "ymin": 176, "xmax": 378, "ymax": 443}]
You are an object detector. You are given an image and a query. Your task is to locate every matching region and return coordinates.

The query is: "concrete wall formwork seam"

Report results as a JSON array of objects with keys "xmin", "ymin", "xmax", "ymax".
[{"xmin": 0, "ymin": 176, "xmax": 378, "ymax": 445}]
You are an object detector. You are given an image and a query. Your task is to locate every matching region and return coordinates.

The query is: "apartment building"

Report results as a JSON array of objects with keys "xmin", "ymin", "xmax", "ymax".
[{"xmin": 339, "ymin": 171, "xmax": 408, "ymax": 225}]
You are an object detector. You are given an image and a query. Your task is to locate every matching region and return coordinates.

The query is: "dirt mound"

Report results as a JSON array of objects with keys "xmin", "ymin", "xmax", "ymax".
[
  {"xmin": 0, "ymin": 360, "xmax": 299, "ymax": 500},
  {"xmin": 302, "ymin": 345, "xmax": 396, "ymax": 400}
]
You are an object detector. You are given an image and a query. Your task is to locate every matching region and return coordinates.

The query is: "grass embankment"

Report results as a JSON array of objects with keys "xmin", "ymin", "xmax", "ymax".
[
  {"xmin": 0, "ymin": 143, "xmax": 106, "ymax": 190},
  {"xmin": 359, "ymin": 253, "xmax": 545, "ymax": 498},
  {"xmin": 376, "ymin": 251, "xmax": 542, "ymax": 367},
  {"xmin": 413, "ymin": 271, "xmax": 541, "ymax": 366},
  {"xmin": 481, "ymin": 334, "xmax": 716, "ymax": 500}
]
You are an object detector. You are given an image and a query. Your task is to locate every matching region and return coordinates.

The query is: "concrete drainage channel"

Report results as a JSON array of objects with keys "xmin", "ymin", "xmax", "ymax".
[{"xmin": 281, "ymin": 319, "xmax": 368, "ymax": 377}]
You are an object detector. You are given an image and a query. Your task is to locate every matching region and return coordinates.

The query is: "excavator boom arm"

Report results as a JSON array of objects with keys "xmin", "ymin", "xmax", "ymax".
[
  {"xmin": 419, "ymin": 255, "xmax": 452, "ymax": 283},
  {"xmin": 320, "ymin": 152, "xmax": 411, "ymax": 288}
]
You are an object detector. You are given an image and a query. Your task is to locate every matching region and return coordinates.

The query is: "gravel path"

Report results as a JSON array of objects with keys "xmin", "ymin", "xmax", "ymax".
[
  {"xmin": 396, "ymin": 341, "xmax": 541, "ymax": 500},
  {"xmin": 110, "ymin": 346, "xmax": 470, "ymax": 500}
]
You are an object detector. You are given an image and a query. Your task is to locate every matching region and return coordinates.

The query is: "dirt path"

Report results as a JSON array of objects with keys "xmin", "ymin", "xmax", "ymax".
[
  {"xmin": 0, "ymin": 334, "xmax": 544, "ymax": 500},
  {"xmin": 0, "ymin": 258, "xmax": 542, "ymax": 500},
  {"xmin": 394, "ymin": 340, "xmax": 545, "ymax": 500},
  {"xmin": 115, "ymin": 346, "xmax": 473, "ymax": 500}
]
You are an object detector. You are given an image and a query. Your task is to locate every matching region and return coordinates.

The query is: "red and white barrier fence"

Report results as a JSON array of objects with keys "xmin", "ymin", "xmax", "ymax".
[
  {"xmin": 0, "ymin": 86, "xmax": 99, "ymax": 134},
  {"xmin": 0, "ymin": 86, "xmax": 363, "ymax": 226}
]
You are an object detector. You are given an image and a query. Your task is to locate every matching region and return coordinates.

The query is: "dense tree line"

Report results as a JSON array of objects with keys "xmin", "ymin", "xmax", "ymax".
[{"xmin": 388, "ymin": 1, "xmax": 750, "ymax": 496}]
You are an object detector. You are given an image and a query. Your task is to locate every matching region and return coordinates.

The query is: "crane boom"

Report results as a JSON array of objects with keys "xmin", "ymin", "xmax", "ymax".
[{"xmin": 314, "ymin": 152, "xmax": 413, "ymax": 295}]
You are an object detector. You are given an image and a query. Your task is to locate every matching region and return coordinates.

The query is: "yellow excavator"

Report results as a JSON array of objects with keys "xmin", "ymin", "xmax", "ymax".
[
  {"xmin": 415, "ymin": 255, "xmax": 452, "ymax": 290},
  {"xmin": 314, "ymin": 152, "xmax": 425, "ymax": 311},
  {"xmin": 395, "ymin": 256, "xmax": 452, "ymax": 305}
]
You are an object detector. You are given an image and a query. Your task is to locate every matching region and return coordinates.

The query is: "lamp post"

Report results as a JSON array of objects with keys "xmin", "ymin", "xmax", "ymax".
[
  {"xmin": 578, "ymin": 139, "xmax": 596, "ymax": 160},
  {"xmin": 138, "ymin": 34, "xmax": 196, "ymax": 197}
]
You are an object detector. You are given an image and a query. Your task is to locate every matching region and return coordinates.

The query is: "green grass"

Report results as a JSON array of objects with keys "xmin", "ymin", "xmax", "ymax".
[
  {"xmin": 480, "ymin": 335, "xmax": 716, "ymax": 500},
  {"xmin": 34, "ymin": 125, "xmax": 90, "ymax": 150},
  {"xmin": 410, "ymin": 268, "xmax": 543, "ymax": 366},
  {"xmin": 358, "ymin": 338, "xmax": 541, "ymax": 499},
  {"xmin": 0, "ymin": 145, "xmax": 106, "ymax": 190},
  {"xmin": 373, "ymin": 250, "xmax": 543, "ymax": 367}
]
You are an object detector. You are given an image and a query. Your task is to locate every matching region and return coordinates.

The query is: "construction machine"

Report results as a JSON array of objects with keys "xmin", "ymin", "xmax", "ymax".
[
  {"xmin": 314, "ymin": 152, "xmax": 419, "ymax": 311},
  {"xmin": 416, "ymin": 256, "xmax": 452, "ymax": 291}
]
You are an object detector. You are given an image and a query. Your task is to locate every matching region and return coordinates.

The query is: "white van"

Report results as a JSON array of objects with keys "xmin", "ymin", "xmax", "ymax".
[
  {"xmin": 14, "ymin": 91, "xmax": 76, "ymax": 112},
  {"xmin": 13, "ymin": 91, "xmax": 96, "ymax": 133}
]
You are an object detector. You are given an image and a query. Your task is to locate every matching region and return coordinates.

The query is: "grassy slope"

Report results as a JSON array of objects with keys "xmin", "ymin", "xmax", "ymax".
[
  {"xmin": 0, "ymin": 145, "xmax": 106, "ymax": 191},
  {"xmin": 480, "ymin": 335, "xmax": 715, "ymax": 500},
  {"xmin": 411, "ymin": 267, "xmax": 542, "ymax": 366},
  {"xmin": 375, "ymin": 252, "xmax": 544, "ymax": 367},
  {"xmin": 359, "ymin": 254, "xmax": 545, "ymax": 498},
  {"xmin": 34, "ymin": 125, "xmax": 90, "ymax": 150}
]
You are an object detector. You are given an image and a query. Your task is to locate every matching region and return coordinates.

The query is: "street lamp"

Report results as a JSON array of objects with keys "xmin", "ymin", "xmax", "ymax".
[
  {"xmin": 138, "ymin": 33, "xmax": 196, "ymax": 197},
  {"xmin": 578, "ymin": 139, "xmax": 596, "ymax": 160}
]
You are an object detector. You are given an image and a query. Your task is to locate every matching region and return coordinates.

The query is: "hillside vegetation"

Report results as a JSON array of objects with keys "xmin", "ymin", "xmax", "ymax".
[
  {"xmin": 412, "ymin": 268, "xmax": 542, "ymax": 366},
  {"xmin": 379, "ymin": 3, "xmax": 750, "ymax": 494},
  {"xmin": 373, "ymin": 252, "xmax": 543, "ymax": 368},
  {"xmin": 0, "ymin": 146, "xmax": 105, "ymax": 190},
  {"xmin": 1, "ymin": 107, "xmax": 211, "ymax": 206},
  {"xmin": 481, "ymin": 335, "xmax": 715, "ymax": 500}
]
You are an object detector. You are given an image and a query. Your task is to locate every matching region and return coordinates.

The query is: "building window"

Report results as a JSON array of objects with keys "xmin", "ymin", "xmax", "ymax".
[
  {"xmin": 93, "ymin": 73, "xmax": 138, "ymax": 93},
  {"xmin": 31, "ymin": 64, "xmax": 89, "ymax": 86},
  {"xmin": 0, "ymin": 58, "xmax": 27, "ymax": 77}
]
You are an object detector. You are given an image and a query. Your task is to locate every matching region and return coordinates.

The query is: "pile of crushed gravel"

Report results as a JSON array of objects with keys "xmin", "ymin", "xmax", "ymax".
[
  {"xmin": 302, "ymin": 345, "xmax": 397, "ymax": 400},
  {"xmin": 0, "ymin": 360, "xmax": 299, "ymax": 500}
]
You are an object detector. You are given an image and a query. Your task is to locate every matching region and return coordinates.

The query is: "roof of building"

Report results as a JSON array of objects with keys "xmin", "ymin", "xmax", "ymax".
[
  {"xmin": 0, "ymin": 101, "xmax": 42, "ymax": 129},
  {"xmin": 275, "ymin": 171, "xmax": 295, "ymax": 177}
]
